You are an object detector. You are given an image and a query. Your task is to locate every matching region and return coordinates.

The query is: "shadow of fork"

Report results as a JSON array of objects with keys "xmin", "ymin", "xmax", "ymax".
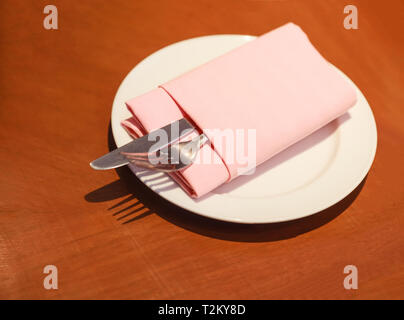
[{"xmin": 84, "ymin": 181, "xmax": 154, "ymax": 224}]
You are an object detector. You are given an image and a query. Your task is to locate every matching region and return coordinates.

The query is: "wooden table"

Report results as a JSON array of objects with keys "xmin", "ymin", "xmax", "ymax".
[{"xmin": 1, "ymin": 0, "xmax": 403, "ymax": 299}]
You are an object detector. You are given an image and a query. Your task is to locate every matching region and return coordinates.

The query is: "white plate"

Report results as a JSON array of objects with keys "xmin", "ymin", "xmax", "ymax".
[{"xmin": 111, "ymin": 35, "xmax": 377, "ymax": 224}]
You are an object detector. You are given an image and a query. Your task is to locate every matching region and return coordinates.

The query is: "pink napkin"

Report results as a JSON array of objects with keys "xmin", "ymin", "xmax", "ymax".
[{"xmin": 122, "ymin": 23, "xmax": 357, "ymax": 198}]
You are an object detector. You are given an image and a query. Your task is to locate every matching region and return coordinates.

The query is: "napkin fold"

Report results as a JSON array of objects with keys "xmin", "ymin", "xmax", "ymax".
[
  {"xmin": 122, "ymin": 22, "xmax": 357, "ymax": 198},
  {"xmin": 122, "ymin": 88, "xmax": 229, "ymax": 197}
]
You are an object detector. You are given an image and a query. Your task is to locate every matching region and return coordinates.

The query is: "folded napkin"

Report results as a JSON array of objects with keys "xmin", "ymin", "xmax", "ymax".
[{"xmin": 122, "ymin": 22, "xmax": 357, "ymax": 198}]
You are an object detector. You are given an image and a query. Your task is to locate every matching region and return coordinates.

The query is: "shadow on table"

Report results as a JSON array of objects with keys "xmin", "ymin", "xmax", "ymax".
[{"xmin": 85, "ymin": 123, "xmax": 367, "ymax": 243}]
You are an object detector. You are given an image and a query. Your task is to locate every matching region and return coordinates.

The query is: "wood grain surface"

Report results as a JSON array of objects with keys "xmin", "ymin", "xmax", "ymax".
[{"xmin": 0, "ymin": 0, "xmax": 403, "ymax": 299}]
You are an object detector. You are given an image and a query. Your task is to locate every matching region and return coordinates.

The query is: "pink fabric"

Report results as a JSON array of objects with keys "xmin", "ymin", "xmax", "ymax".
[
  {"xmin": 122, "ymin": 89, "xmax": 229, "ymax": 198},
  {"xmin": 122, "ymin": 22, "xmax": 357, "ymax": 198}
]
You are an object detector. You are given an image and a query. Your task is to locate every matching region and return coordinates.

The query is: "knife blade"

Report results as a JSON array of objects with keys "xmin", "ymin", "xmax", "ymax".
[{"xmin": 90, "ymin": 118, "xmax": 195, "ymax": 170}]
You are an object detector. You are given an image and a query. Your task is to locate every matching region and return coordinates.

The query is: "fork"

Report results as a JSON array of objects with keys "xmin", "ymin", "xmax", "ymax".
[{"xmin": 122, "ymin": 134, "xmax": 209, "ymax": 172}]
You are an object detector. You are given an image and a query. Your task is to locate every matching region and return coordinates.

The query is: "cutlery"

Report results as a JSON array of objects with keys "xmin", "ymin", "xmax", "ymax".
[
  {"xmin": 90, "ymin": 118, "xmax": 195, "ymax": 170},
  {"xmin": 123, "ymin": 133, "xmax": 209, "ymax": 172}
]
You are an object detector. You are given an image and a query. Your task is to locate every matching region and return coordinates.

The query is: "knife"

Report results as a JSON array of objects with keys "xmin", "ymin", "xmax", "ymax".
[{"xmin": 90, "ymin": 118, "xmax": 195, "ymax": 170}]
